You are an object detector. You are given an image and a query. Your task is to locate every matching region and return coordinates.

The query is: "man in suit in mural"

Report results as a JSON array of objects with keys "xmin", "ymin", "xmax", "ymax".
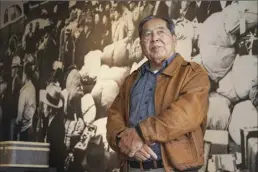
[
  {"xmin": 106, "ymin": 15, "xmax": 210, "ymax": 172},
  {"xmin": 25, "ymin": 23, "xmax": 36, "ymax": 54},
  {"xmin": 179, "ymin": 1, "xmax": 196, "ymax": 21},
  {"xmin": 73, "ymin": 9, "xmax": 95, "ymax": 70},
  {"xmin": 41, "ymin": 83, "xmax": 65, "ymax": 172}
]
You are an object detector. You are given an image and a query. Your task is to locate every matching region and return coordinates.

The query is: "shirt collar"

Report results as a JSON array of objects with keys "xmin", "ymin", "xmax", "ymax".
[
  {"xmin": 141, "ymin": 53, "xmax": 177, "ymax": 75},
  {"xmin": 20, "ymin": 80, "xmax": 33, "ymax": 92}
]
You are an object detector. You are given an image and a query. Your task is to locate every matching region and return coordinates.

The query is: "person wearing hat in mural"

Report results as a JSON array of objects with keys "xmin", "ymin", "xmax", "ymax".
[
  {"xmin": 41, "ymin": 83, "xmax": 65, "ymax": 172},
  {"xmin": 2, "ymin": 56, "xmax": 22, "ymax": 140},
  {"xmin": 107, "ymin": 15, "xmax": 210, "ymax": 172},
  {"xmin": 62, "ymin": 67, "xmax": 85, "ymax": 150}
]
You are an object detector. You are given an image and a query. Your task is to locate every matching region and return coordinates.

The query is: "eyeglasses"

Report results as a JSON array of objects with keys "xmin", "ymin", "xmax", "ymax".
[{"xmin": 141, "ymin": 27, "xmax": 169, "ymax": 41}]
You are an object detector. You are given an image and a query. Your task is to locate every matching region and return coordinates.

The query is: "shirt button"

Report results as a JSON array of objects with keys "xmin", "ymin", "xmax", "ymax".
[
  {"xmin": 145, "ymin": 101, "xmax": 148, "ymax": 104},
  {"xmin": 149, "ymin": 88, "xmax": 153, "ymax": 91}
]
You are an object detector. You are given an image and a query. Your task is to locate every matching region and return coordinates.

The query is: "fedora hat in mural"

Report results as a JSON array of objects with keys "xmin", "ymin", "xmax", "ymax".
[
  {"xmin": 11, "ymin": 56, "xmax": 22, "ymax": 68},
  {"xmin": 42, "ymin": 83, "xmax": 63, "ymax": 108}
]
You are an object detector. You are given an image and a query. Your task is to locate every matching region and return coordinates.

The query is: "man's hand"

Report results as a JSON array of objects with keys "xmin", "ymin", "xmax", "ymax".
[
  {"xmin": 134, "ymin": 144, "xmax": 158, "ymax": 161},
  {"xmin": 118, "ymin": 128, "xmax": 144, "ymax": 157}
]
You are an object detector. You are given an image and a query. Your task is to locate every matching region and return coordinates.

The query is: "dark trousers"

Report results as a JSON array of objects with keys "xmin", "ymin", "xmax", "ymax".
[{"xmin": 20, "ymin": 128, "xmax": 29, "ymax": 141}]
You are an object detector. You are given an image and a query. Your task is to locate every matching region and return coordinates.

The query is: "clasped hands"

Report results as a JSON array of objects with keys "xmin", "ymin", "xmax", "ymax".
[{"xmin": 117, "ymin": 128, "xmax": 157, "ymax": 161}]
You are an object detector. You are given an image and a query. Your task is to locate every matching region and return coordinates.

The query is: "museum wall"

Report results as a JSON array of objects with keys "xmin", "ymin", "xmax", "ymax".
[{"xmin": 0, "ymin": 1, "xmax": 257, "ymax": 172}]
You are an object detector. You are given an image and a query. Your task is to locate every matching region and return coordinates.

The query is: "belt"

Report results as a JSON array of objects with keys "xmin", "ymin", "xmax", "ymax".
[{"xmin": 128, "ymin": 160, "xmax": 163, "ymax": 170}]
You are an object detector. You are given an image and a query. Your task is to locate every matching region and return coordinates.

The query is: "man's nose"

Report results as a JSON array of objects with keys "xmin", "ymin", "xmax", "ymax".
[{"xmin": 151, "ymin": 32, "xmax": 159, "ymax": 42}]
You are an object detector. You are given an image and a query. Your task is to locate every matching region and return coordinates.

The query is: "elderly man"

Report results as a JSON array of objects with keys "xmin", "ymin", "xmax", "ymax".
[{"xmin": 106, "ymin": 15, "xmax": 210, "ymax": 172}]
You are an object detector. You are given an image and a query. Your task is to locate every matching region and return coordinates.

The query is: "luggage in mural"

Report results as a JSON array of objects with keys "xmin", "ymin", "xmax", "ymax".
[
  {"xmin": 207, "ymin": 154, "xmax": 238, "ymax": 172},
  {"xmin": 64, "ymin": 123, "xmax": 97, "ymax": 172},
  {"xmin": 229, "ymin": 100, "xmax": 258, "ymax": 146},
  {"xmin": 204, "ymin": 130, "xmax": 229, "ymax": 154},
  {"xmin": 247, "ymin": 138, "xmax": 258, "ymax": 172},
  {"xmin": 0, "ymin": 141, "xmax": 50, "ymax": 168},
  {"xmin": 240, "ymin": 127, "xmax": 258, "ymax": 171},
  {"xmin": 206, "ymin": 93, "xmax": 231, "ymax": 130},
  {"xmin": 198, "ymin": 141, "xmax": 211, "ymax": 172}
]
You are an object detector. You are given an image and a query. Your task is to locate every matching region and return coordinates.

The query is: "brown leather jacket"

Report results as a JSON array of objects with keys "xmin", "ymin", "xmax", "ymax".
[{"xmin": 106, "ymin": 55, "xmax": 210, "ymax": 172}]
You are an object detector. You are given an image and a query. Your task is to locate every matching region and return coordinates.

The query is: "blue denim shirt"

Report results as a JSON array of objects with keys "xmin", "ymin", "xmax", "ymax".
[{"xmin": 129, "ymin": 53, "xmax": 176, "ymax": 161}]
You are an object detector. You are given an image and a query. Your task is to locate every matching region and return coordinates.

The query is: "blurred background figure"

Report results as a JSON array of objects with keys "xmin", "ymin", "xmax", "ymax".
[
  {"xmin": 41, "ymin": 83, "xmax": 65, "ymax": 172},
  {"xmin": 16, "ymin": 61, "xmax": 36, "ymax": 141}
]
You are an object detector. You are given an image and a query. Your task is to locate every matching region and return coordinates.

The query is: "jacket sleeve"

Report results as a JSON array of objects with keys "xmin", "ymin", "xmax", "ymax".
[
  {"xmin": 106, "ymin": 81, "xmax": 127, "ymax": 152},
  {"xmin": 139, "ymin": 67, "xmax": 210, "ymax": 143}
]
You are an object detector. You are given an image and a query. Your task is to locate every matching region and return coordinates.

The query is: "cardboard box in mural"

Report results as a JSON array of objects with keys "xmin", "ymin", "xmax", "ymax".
[{"xmin": 0, "ymin": 1, "xmax": 257, "ymax": 172}]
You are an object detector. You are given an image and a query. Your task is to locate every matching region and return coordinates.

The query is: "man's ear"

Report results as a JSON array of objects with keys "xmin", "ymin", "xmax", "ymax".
[
  {"xmin": 172, "ymin": 34, "xmax": 177, "ymax": 41},
  {"xmin": 172, "ymin": 34, "xmax": 177, "ymax": 45}
]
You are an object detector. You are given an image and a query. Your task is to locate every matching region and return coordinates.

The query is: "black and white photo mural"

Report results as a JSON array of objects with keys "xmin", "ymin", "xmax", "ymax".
[{"xmin": 0, "ymin": 1, "xmax": 257, "ymax": 172}]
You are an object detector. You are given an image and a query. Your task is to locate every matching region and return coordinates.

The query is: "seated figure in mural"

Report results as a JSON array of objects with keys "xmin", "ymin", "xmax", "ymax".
[{"xmin": 106, "ymin": 15, "xmax": 210, "ymax": 172}]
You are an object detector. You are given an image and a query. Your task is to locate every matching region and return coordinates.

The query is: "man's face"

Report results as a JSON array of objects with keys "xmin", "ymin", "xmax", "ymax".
[
  {"xmin": 11, "ymin": 67, "xmax": 18, "ymax": 78},
  {"xmin": 102, "ymin": 15, "xmax": 107, "ymax": 26},
  {"xmin": 105, "ymin": 4, "xmax": 110, "ymax": 12},
  {"xmin": 94, "ymin": 13, "xmax": 100, "ymax": 25},
  {"xmin": 181, "ymin": 1, "xmax": 190, "ymax": 10},
  {"xmin": 140, "ymin": 18, "xmax": 176, "ymax": 68},
  {"xmin": 113, "ymin": 11, "xmax": 119, "ymax": 20},
  {"xmin": 99, "ymin": 4, "xmax": 103, "ymax": 12},
  {"xmin": 129, "ymin": 2, "xmax": 136, "ymax": 11}
]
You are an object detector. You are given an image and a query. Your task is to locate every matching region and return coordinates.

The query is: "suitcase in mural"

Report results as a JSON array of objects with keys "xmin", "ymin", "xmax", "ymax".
[
  {"xmin": 198, "ymin": 141, "xmax": 211, "ymax": 172},
  {"xmin": 0, "ymin": 141, "xmax": 50, "ymax": 168},
  {"xmin": 247, "ymin": 138, "xmax": 258, "ymax": 172},
  {"xmin": 207, "ymin": 154, "xmax": 238, "ymax": 172},
  {"xmin": 0, "ymin": 167, "xmax": 56, "ymax": 172},
  {"xmin": 240, "ymin": 126, "xmax": 258, "ymax": 168},
  {"xmin": 204, "ymin": 130, "xmax": 229, "ymax": 154}
]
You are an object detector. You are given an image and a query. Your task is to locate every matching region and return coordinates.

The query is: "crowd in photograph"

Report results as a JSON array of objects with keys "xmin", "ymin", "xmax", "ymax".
[{"xmin": 0, "ymin": 1, "xmax": 257, "ymax": 172}]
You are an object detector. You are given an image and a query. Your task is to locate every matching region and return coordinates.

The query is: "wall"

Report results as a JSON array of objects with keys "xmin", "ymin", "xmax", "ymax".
[{"xmin": 0, "ymin": 1, "xmax": 257, "ymax": 172}]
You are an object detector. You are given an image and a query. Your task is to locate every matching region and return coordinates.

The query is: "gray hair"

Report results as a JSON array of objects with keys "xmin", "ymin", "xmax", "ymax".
[{"xmin": 138, "ymin": 15, "xmax": 175, "ymax": 38}]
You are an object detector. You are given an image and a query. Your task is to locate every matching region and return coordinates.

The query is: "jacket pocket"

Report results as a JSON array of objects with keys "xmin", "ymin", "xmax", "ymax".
[
  {"xmin": 164, "ymin": 128, "xmax": 204, "ymax": 171},
  {"xmin": 164, "ymin": 134, "xmax": 198, "ymax": 165}
]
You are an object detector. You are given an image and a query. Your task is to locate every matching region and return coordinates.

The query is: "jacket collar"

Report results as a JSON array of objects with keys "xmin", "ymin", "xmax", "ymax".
[
  {"xmin": 162, "ymin": 54, "xmax": 188, "ymax": 76},
  {"xmin": 20, "ymin": 80, "xmax": 33, "ymax": 93},
  {"xmin": 132, "ymin": 54, "xmax": 188, "ymax": 77},
  {"xmin": 141, "ymin": 53, "xmax": 177, "ymax": 75}
]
